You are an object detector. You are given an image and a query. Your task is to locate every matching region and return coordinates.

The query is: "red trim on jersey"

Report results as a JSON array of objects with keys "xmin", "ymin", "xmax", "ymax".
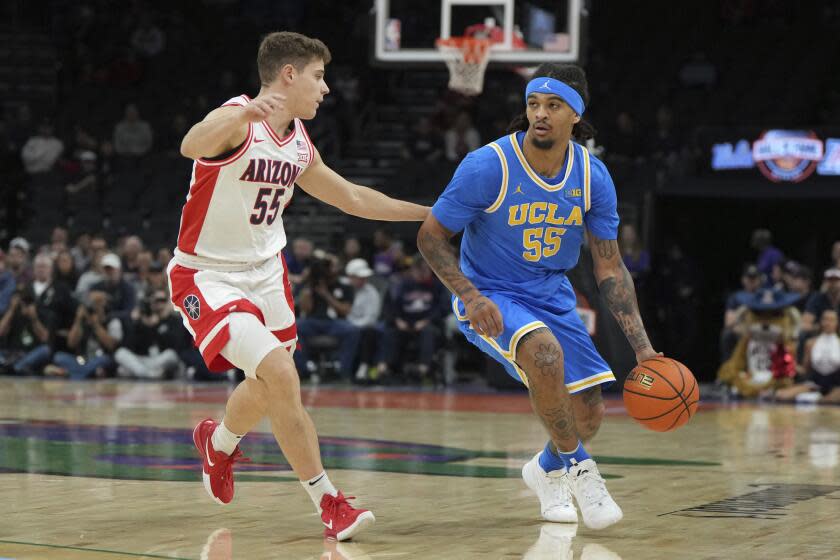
[
  {"xmin": 297, "ymin": 119, "xmax": 316, "ymax": 165},
  {"xmin": 177, "ymin": 164, "xmax": 220, "ymax": 255},
  {"xmin": 262, "ymin": 120, "xmax": 296, "ymax": 148},
  {"xmin": 221, "ymin": 94, "xmax": 252, "ymax": 107},
  {"xmin": 197, "ymin": 122, "xmax": 253, "ymax": 167},
  {"xmin": 280, "ymin": 253, "xmax": 296, "ymax": 315}
]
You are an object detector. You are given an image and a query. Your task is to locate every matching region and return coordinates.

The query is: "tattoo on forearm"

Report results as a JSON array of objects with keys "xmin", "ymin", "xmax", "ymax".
[
  {"xmin": 594, "ymin": 237, "xmax": 617, "ymax": 260},
  {"xmin": 418, "ymin": 231, "xmax": 478, "ymax": 302},
  {"xmin": 597, "ymin": 251, "xmax": 652, "ymax": 353}
]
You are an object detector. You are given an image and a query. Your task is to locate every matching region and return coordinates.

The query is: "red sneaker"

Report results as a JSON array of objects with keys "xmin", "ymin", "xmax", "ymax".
[
  {"xmin": 193, "ymin": 419, "xmax": 249, "ymax": 504},
  {"xmin": 320, "ymin": 492, "xmax": 376, "ymax": 541}
]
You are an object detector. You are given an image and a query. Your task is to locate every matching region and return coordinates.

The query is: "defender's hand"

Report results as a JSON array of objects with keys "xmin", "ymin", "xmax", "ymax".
[
  {"xmin": 465, "ymin": 295, "xmax": 503, "ymax": 338},
  {"xmin": 243, "ymin": 93, "xmax": 285, "ymax": 122}
]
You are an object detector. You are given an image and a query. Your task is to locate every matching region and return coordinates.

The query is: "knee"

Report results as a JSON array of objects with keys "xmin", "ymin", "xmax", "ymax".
[{"xmin": 255, "ymin": 347, "xmax": 299, "ymax": 391}]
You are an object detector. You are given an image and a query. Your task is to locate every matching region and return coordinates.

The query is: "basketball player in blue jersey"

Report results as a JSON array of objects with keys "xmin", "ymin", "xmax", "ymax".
[{"xmin": 418, "ymin": 63, "xmax": 658, "ymax": 530}]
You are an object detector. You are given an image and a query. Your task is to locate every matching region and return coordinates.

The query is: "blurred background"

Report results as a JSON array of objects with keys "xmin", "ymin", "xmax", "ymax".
[{"xmin": 2, "ymin": 0, "xmax": 839, "ymax": 400}]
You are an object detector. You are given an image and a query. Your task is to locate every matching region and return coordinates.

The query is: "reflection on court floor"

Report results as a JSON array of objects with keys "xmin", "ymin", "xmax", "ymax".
[{"xmin": 2, "ymin": 379, "xmax": 839, "ymax": 559}]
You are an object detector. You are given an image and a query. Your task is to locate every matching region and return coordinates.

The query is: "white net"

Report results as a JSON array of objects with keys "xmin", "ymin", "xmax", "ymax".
[{"xmin": 436, "ymin": 37, "xmax": 491, "ymax": 96}]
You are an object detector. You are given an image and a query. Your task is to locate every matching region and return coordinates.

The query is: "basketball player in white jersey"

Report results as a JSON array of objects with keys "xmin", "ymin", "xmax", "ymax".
[{"xmin": 170, "ymin": 31, "xmax": 428, "ymax": 541}]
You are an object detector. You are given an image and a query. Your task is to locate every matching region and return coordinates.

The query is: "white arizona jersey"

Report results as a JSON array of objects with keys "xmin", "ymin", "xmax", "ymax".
[{"xmin": 175, "ymin": 94, "xmax": 314, "ymax": 264}]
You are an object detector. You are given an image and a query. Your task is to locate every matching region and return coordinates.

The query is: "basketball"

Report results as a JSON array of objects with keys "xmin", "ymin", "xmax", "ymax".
[{"xmin": 623, "ymin": 357, "xmax": 699, "ymax": 432}]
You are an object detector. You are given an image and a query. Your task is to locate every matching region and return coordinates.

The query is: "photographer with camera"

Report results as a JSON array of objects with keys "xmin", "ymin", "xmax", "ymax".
[
  {"xmin": 47, "ymin": 286, "xmax": 123, "ymax": 379},
  {"xmin": 114, "ymin": 289, "xmax": 186, "ymax": 379},
  {"xmin": 0, "ymin": 253, "xmax": 75, "ymax": 375},
  {"xmin": 294, "ymin": 252, "xmax": 360, "ymax": 380}
]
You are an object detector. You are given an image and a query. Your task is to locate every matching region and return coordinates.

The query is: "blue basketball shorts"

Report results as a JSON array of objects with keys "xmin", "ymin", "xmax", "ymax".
[{"xmin": 452, "ymin": 292, "xmax": 615, "ymax": 393}]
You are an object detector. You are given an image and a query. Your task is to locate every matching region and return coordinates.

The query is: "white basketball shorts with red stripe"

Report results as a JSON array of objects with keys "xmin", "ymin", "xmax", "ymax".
[{"xmin": 166, "ymin": 253, "xmax": 296, "ymax": 373}]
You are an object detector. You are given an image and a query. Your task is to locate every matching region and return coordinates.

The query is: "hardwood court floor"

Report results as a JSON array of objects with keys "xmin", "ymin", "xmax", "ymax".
[{"xmin": 2, "ymin": 378, "xmax": 839, "ymax": 559}]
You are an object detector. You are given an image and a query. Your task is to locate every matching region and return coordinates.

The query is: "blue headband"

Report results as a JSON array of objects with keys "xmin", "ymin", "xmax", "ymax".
[{"xmin": 525, "ymin": 77, "xmax": 585, "ymax": 116}]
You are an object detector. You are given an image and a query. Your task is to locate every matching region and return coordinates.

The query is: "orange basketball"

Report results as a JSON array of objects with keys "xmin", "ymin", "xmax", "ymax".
[{"xmin": 623, "ymin": 357, "xmax": 699, "ymax": 432}]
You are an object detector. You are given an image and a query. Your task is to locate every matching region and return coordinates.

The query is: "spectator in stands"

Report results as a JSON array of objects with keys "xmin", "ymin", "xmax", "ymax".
[
  {"xmin": 751, "ymin": 228, "xmax": 783, "ymax": 276},
  {"xmin": 119, "ymin": 235, "xmax": 144, "ymax": 278},
  {"xmin": 21, "ymin": 121, "xmax": 64, "ymax": 174},
  {"xmin": 344, "ymin": 258, "xmax": 382, "ymax": 382},
  {"xmin": 783, "ymin": 262, "xmax": 813, "ymax": 312},
  {"xmin": 91, "ymin": 253, "xmax": 136, "ymax": 315},
  {"xmin": 7, "ymin": 237, "xmax": 32, "ymax": 285},
  {"xmin": 75, "ymin": 247, "xmax": 107, "ymax": 299},
  {"xmin": 0, "ymin": 253, "xmax": 75, "ymax": 375},
  {"xmin": 0, "ymin": 250, "xmax": 14, "ymax": 315},
  {"xmin": 115, "ymin": 288, "xmax": 184, "ymax": 379},
  {"xmin": 294, "ymin": 256, "xmax": 360, "ymax": 380},
  {"xmin": 47, "ymin": 286, "xmax": 122, "ymax": 379},
  {"xmin": 801, "ymin": 268, "xmax": 840, "ymax": 334},
  {"xmin": 131, "ymin": 14, "xmax": 166, "ymax": 57},
  {"xmin": 113, "ymin": 104, "xmax": 153, "ymax": 157},
  {"xmin": 341, "ymin": 237, "xmax": 364, "ymax": 267},
  {"xmin": 378, "ymin": 258, "xmax": 445, "ymax": 380},
  {"xmin": 284, "ymin": 237, "xmax": 314, "ymax": 289},
  {"xmin": 775, "ymin": 309, "xmax": 840, "ymax": 403},
  {"xmin": 71, "ymin": 233, "xmax": 92, "ymax": 272},
  {"xmin": 50, "ymin": 227, "xmax": 69, "ymax": 255},
  {"xmin": 65, "ymin": 150, "xmax": 100, "ymax": 214},
  {"xmin": 372, "ymin": 228, "xmax": 401, "ymax": 277},
  {"xmin": 444, "ymin": 111, "xmax": 480, "ymax": 162},
  {"xmin": 402, "ymin": 117, "xmax": 443, "ymax": 162},
  {"xmin": 129, "ymin": 250, "xmax": 157, "ymax": 299},
  {"xmin": 619, "ymin": 224, "xmax": 650, "ymax": 287},
  {"xmin": 156, "ymin": 247, "xmax": 173, "ymax": 268},
  {"xmin": 721, "ymin": 264, "xmax": 764, "ymax": 361},
  {"xmin": 54, "ymin": 249, "xmax": 78, "ymax": 291}
]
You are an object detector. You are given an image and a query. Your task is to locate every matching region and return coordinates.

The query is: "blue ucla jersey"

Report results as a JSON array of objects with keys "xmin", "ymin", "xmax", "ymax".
[{"xmin": 431, "ymin": 131, "xmax": 619, "ymax": 313}]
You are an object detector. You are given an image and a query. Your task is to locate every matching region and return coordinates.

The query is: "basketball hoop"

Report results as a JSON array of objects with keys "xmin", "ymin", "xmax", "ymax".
[{"xmin": 435, "ymin": 36, "xmax": 492, "ymax": 96}]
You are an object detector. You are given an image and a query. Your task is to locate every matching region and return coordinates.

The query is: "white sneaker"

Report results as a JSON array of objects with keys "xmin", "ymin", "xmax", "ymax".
[
  {"xmin": 567, "ymin": 459, "xmax": 623, "ymax": 530},
  {"xmin": 522, "ymin": 523, "xmax": 577, "ymax": 560},
  {"xmin": 522, "ymin": 452, "xmax": 578, "ymax": 523}
]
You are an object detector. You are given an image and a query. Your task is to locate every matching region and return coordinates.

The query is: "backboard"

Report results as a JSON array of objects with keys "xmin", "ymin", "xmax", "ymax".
[{"xmin": 373, "ymin": 0, "xmax": 583, "ymax": 66}]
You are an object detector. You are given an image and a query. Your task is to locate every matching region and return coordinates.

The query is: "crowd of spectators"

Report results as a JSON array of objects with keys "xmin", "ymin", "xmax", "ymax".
[
  {"xmin": 717, "ymin": 229, "xmax": 840, "ymax": 402},
  {"xmin": 0, "ymin": 227, "xmax": 456, "ymax": 386}
]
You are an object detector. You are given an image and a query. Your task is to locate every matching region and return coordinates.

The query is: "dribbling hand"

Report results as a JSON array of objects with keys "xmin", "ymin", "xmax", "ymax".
[
  {"xmin": 242, "ymin": 92, "xmax": 285, "ymax": 122},
  {"xmin": 465, "ymin": 294, "xmax": 503, "ymax": 339}
]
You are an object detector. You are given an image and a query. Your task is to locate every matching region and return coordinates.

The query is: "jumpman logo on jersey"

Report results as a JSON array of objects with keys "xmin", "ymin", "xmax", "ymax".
[{"xmin": 514, "ymin": 183, "xmax": 524, "ymax": 195}]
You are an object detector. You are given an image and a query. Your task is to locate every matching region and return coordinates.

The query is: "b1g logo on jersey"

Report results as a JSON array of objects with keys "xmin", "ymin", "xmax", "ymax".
[
  {"xmin": 752, "ymin": 130, "xmax": 824, "ymax": 183},
  {"xmin": 183, "ymin": 295, "xmax": 201, "ymax": 320}
]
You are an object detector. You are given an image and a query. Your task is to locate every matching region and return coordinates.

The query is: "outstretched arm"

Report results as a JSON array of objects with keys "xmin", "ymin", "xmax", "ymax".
[
  {"xmin": 588, "ymin": 231, "xmax": 657, "ymax": 363},
  {"xmin": 297, "ymin": 147, "xmax": 428, "ymax": 221},
  {"xmin": 416, "ymin": 214, "xmax": 502, "ymax": 337}
]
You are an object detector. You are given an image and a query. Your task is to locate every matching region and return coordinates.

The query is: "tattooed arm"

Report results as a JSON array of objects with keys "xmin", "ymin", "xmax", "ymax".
[
  {"xmin": 417, "ymin": 214, "xmax": 503, "ymax": 337},
  {"xmin": 588, "ymin": 231, "xmax": 658, "ymax": 363}
]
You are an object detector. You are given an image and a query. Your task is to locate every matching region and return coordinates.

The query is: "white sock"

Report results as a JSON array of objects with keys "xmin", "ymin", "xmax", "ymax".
[
  {"xmin": 301, "ymin": 471, "xmax": 338, "ymax": 512},
  {"xmin": 211, "ymin": 420, "xmax": 243, "ymax": 455}
]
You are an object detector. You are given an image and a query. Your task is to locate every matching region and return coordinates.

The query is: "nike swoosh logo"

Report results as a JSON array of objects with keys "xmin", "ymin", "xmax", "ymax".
[
  {"xmin": 309, "ymin": 474, "xmax": 326, "ymax": 486},
  {"xmin": 324, "ymin": 520, "xmax": 333, "ymax": 529},
  {"xmin": 206, "ymin": 438, "xmax": 215, "ymax": 467},
  {"xmin": 254, "ymin": 138, "xmax": 265, "ymax": 143}
]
